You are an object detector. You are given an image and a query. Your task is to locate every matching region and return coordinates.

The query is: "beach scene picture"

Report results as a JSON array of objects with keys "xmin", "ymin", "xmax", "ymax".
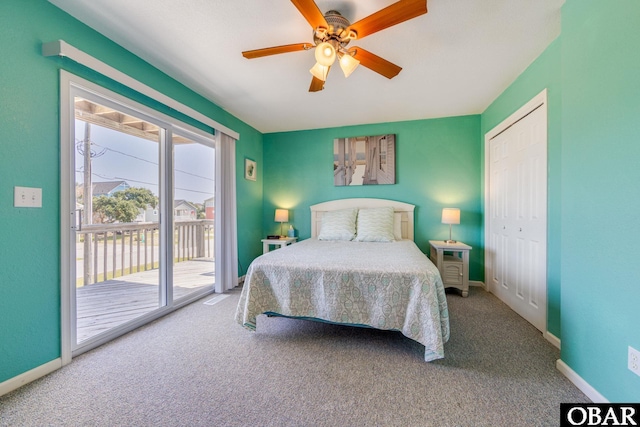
[{"xmin": 333, "ymin": 134, "xmax": 395, "ymax": 186}]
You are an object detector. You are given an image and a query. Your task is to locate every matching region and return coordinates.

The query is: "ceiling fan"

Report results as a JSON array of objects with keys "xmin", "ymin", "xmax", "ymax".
[{"xmin": 242, "ymin": 0, "xmax": 428, "ymax": 92}]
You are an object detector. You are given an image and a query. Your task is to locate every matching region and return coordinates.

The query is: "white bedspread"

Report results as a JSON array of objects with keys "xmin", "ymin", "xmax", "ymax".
[{"xmin": 235, "ymin": 238, "xmax": 450, "ymax": 361}]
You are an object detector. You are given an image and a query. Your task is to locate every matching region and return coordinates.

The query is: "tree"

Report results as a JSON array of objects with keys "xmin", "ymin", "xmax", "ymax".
[
  {"xmin": 113, "ymin": 187, "xmax": 158, "ymax": 209},
  {"xmin": 196, "ymin": 204, "xmax": 205, "ymax": 219},
  {"xmin": 93, "ymin": 196, "xmax": 140, "ymax": 223},
  {"xmin": 92, "ymin": 187, "xmax": 158, "ymax": 223}
]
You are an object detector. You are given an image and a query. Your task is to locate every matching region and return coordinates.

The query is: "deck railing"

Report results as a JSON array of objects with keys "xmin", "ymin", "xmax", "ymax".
[{"xmin": 77, "ymin": 220, "xmax": 214, "ymax": 286}]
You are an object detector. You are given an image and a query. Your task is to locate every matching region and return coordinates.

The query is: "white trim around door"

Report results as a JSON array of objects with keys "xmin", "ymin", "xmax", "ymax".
[
  {"xmin": 60, "ymin": 70, "xmax": 217, "ymax": 363},
  {"xmin": 484, "ymin": 88, "xmax": 548, "ymax": 332}
]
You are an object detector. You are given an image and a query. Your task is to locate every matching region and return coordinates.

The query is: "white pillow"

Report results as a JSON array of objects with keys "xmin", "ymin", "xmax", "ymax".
[
  {"xmin": 354, "ymin": 207, "xmax": 395, "ymax": 242},
  {"xmin": 317, "ymin": 208, "xmax": 357, "ymax": 241}
]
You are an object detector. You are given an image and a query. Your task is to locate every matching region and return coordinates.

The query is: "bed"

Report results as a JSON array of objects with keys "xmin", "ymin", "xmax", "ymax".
[{"xmin": 235, "ymin": 198, "xmax": 450, "ymax": 361}]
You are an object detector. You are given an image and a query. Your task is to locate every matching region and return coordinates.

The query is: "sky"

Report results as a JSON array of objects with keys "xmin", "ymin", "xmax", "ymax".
[{"xmin": 74, "ymin": 120, "xmax": 215, "ymax": 204}]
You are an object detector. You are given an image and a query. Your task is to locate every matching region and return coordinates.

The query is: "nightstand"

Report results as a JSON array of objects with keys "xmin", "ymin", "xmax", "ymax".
[
  {"xmin": 429, "ymin": 240, "xmax": 472, "ymax": 297},
  {"xmin": 262, "ymin": 237, "xmax": 297, "ymax": 254}
]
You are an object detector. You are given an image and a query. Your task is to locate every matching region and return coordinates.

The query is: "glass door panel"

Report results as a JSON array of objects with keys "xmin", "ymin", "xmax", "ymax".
[
  {"xmin": 172, "ymin": 134, "xmax": 215, "ymax": 301},
  {"xmin": 74, "ymin": 96, "xmax": 161, "ymax": 345}
]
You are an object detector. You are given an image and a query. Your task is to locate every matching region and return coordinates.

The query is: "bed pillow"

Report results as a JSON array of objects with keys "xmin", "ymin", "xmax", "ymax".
[
  {"xmin": 354, "ymin": 206, "xmax": 396, "ymax": 242},
  {"xmin": 317, "ymin": 208, "xmax": 358, "ymax": 241}
]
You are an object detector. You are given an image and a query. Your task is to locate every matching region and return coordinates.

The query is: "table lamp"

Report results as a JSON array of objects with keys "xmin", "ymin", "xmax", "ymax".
[
  {"xmin": 274, "ymin": 209, "xmax": 289, "ymax": 239},
  {"xmin": 441, "ymin": 208, "xmax": 460, "ymax": 244}
]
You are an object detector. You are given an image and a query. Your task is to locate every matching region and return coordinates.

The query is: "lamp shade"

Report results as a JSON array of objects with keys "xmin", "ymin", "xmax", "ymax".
[
  {"xmin": 441, "ymin": 208, "xmax": 460, "ymax": 225},
  {"xmin": 339, "ymin": 53, "xmax": 360, "ymax": 78},
  {"xmin": 309, "ymin": 62, "xmax": 329, "ymax": 81},
  {"xmin": 315, "ymin": 42, "xmax": 336, "ymax": 66},
  {"xmin": 274, "ymin": 209, "xmax": 289, "ymax": 223}
]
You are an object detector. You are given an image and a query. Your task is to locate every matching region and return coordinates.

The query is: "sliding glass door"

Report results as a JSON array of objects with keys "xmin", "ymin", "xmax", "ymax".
[
  {"xmin": 68, "ymin": 81, "xmax": 215, "ymax": 354},
  {"xmin": 74, "ymin": 97, "xmax": 163, "ymax": 344},
  {"xmin": 172, "ymin": 133, "xmax": 215, "ymax": 302}
]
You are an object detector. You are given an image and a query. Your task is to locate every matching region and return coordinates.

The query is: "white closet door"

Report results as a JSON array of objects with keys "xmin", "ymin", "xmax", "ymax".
[{"xmin": 488, "ymin": 104, "xmax": 547, "ymax": 332}]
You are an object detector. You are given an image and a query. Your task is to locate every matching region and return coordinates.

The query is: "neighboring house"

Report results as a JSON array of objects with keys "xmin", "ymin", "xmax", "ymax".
[
  {"xmin": 204, "ymin": 197, "xmax": 214, "ymax": 220},
  {"xmin": 144, "ymin": 205, "xmax": 159, "ymax": 222},
  {"xmin": 174, "ymin": 200, "xmax": 197, "ymax": 221},
  {"xmin": 92, "ymin": 181, "xmax": 130, "ymax": 197},
  {"xmin": 132, "ymin": 205, "xmax": 159, "ymax": 223}
]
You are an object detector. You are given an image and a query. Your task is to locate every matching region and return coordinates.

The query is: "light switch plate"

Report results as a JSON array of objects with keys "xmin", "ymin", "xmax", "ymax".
[
  {"xmin": 629, "ymin": 346, "xmax": 640, "ymax": 377},
  {"xmin": 14, "ymin": 186, "xmax": 42, "ymax": 208}
]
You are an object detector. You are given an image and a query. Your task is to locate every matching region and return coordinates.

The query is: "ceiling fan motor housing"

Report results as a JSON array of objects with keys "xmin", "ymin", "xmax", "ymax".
[{"xmin": 313, "ymin": 10, "xmax": 352, "ymax": 48}]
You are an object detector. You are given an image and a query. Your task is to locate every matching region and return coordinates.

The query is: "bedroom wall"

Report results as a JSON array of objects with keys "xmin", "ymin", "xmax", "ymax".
[
  {"xmin": 262, "ymin": 115, "xmax": 483, "ymax": 281},
  {"xmin": 481, "ymin": 38, "xmax": 562, "ymax": 338},
  {"xmin": 482, "ymin": 0, "xmax": 640, "ymax": 402},
  {"xmin": 559, "ymin": 0, "xmax": 640, "ymax": 402},
  {"xmin": 0, "ymin": 0, "xmax": 263, "ymax": 385}
]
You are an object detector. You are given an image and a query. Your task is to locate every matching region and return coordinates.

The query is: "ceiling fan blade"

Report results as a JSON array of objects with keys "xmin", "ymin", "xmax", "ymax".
[
  {"xmin": 352, "ymin": 47, "xmax": 402, "ymax": 79},
  {"xmin": 347, "ymin": 0, "xmax": 427, "ymax": 40},
  {"xmin": 242, "ymin": 43, "xmax": 313, "ymax": 59},
  {"xmin": 291, "ymin": 0, "xmax": 328, "ymax": 30},
  {"xmin": 309, "ymin": 76, "xmax": 325, "ymax": 92}
]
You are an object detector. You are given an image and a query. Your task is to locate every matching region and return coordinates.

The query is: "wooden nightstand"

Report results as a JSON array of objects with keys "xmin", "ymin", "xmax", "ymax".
[
  {"xmin": 262, "ymin": 237, "xmax": 297, "ymax": 254},
  {"xmin": 429, "ymin": 240, "xmax": 472, "ymax": 297}
]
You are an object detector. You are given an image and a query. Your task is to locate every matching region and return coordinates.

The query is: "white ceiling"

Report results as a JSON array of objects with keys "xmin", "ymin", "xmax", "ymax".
[{"xmin": 48, "ymin": 0, "xmax": 563, "ymax": 134}]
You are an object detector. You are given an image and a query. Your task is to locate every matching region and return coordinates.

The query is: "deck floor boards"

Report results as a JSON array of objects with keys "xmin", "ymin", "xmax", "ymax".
[{"xmin": 76, "ymin": 259, "xmax": 214, "ymax": 342}]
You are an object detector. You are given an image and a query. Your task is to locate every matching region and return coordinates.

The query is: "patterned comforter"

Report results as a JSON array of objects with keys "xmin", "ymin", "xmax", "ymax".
[{"xmin": 235, "ymin": 238, "xmax": 450, "ymax": 361}]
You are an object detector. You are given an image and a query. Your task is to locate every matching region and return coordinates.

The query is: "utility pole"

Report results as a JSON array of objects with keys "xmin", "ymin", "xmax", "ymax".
[{"xmin": 83, "ymin": 122, "xmax": 93, "ymax": 285}]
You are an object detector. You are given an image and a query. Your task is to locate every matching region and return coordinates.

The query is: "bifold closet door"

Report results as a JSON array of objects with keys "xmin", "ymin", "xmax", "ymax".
[{"xmin": 488, "ymin": 105, "xmax": 547, "ymax": 332}]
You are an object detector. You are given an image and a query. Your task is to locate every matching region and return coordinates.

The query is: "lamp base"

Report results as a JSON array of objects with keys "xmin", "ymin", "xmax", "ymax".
[{"xmin": 445, "ymin": 240, "xmax": 457, "ymax": 244}]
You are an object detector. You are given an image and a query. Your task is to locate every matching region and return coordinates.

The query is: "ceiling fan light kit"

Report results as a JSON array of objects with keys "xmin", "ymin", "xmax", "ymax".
[
  {"xmin": 314, "ymin": 41, "xmax": 336, "ymax": 66},
  {"xmin": 242, "ymin": 0, "xmax": 428, "ymax": 92},
  {"xmin": 309, "ymin": 62, "xmax": 330, "ymax": 81}
]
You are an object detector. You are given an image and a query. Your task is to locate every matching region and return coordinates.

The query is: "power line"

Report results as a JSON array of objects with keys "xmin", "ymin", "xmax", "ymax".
[
  {"xmin": 75, "ymin": 170, "xmax": 213, "ymax": 196},
  {"xmin": 89, "ymin": 142, "xmax": 214, "ymax": 182}
]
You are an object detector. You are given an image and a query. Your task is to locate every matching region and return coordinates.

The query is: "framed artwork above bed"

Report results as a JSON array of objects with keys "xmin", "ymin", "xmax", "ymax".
[{"xmin": 333, "ymin": 134, "xmax": 395, "ymax": 186}]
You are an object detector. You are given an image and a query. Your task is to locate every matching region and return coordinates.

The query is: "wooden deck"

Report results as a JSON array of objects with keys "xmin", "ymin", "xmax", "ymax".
[{"xmin": 76, "ymin": 258, "xmax": 214, "ymax": 342}]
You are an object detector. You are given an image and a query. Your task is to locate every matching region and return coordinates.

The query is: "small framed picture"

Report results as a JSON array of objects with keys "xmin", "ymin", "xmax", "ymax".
[{"xmin": 245, "ymin": 158, "xmax": 257, "ymax": 181}]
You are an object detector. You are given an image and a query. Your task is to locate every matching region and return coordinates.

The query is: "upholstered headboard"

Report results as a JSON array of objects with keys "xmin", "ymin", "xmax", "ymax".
[{"xmin": 310, "ymin": 198, "xmax": 415, "ymax": 241}]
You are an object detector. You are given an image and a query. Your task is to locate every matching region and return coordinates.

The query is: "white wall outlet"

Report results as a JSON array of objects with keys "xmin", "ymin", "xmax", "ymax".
[
  {"xmin": 629, "ymin": 346, "xmax": 640, "ymax": 377},
  {"xmin": 14, "ymin": 186, "xmax": 42, "ymax": 208}
]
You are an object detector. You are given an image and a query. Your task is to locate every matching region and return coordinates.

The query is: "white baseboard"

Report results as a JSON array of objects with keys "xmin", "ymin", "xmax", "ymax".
[
  {"xmin": 238, "ymin": 275, "xmax": 245, "ymax": 285},
  {"xmin": 544, "ymin": 331, "xmax": 561, "ymax": 349},
  {"xmin": 0, "ymin": 358, "xmax": 61, "ymax": 397},
  {"xmin": 556, "ymin": 359, "xmax": 608, "ymax": 403},
  {"xmin": 470, "ymin": 280, "xmax": 486, "ymax": 289}
]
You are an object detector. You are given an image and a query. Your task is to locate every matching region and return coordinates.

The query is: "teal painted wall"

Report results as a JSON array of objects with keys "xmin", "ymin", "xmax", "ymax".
[
  {"xmin": 560, "ymin": 0, "xmax": 640, "ymax": 402},
  {"xmin": 481, "ymin": 38, "xmax": 562, "ymax": 337},
  {"xmin": 0, "ymin": 0, "xmax": 263, "ymax": 383},
  {"xmin": 263, "ymin": 116, "xmax": 483, "ymax": 281}
]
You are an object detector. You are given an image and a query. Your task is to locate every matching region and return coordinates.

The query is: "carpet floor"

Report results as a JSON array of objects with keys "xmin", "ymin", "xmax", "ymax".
[{"xmin": 0, "ymin": 286, "xmax": 589, "ymax": 426}]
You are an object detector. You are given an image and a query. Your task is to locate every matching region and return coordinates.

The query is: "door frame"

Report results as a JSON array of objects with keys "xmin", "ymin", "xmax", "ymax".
[
  {"xmin": 483, "ymin": 88, "xmax": 548, "ymax": 331},
  {"xmin": 60, "ymin": 70, "xmax": 216, "ymax": 364}
]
